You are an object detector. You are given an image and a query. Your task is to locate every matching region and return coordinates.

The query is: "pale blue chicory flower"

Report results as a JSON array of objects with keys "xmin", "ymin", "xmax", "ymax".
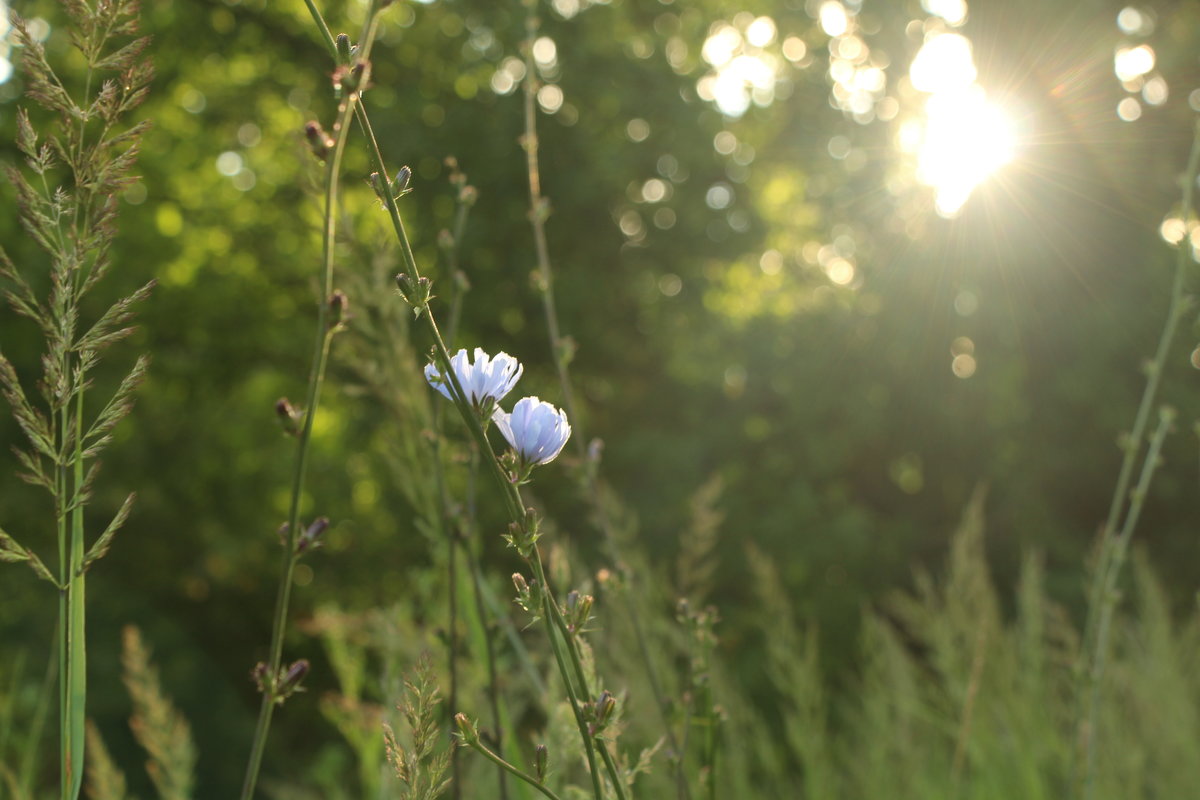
[
  {"xmin": 493, "ymin": 396, "xmax": 572, "ymax": 467},
  {"xmin": 425, "ymin": 348, "xmax": 523, "ymax": 412}
]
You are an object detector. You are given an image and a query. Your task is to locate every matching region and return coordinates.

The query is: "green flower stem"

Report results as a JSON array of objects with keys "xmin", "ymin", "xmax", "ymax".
[
  {"xmin": 536, "ymin": 552, "xmax": 627, "ymax": 800},
  {"xmin": 529, "ymin": 552, "xmax": 606, "ymax": 800},
  {"xmin": 459, "ymin": 449, "xmax": 511, "ymax": 800},
  {"xmin": 597, "ymin": 742, "xmax": 628, "ymax": 800},
  {"xmin": 238, "ymin": 9, "xmax": 383, "ymax": 799},
  {"xmin": 462, "ymin": 738, "xmax": 565, "ymax": 800},
  {"xmin": 311, "ymin": 11, "xmax": 611, "ymax": 794},
  {"xmin": 352, "ymin": 89, "xmax": 611, "ymax": 800},
  {"xmin": 517, "ymin": 4, "xmax": 682, "ymax": 788},
  {"xmin": 340, "ymin": 24, "xmax": 548, "ymax": 733},
  {"xmin": 304, "ymin": 2, "xmax": 527, "ymax": 783},
  {"xmin": 1077, "ymin": 118, "xmax": 1200, "ymax": 800}
]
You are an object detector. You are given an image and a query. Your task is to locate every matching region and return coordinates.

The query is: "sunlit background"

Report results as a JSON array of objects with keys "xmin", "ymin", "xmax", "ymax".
[{"xmin": 3, "ymin": 0, "xmax": 1200, "ymax": 794}]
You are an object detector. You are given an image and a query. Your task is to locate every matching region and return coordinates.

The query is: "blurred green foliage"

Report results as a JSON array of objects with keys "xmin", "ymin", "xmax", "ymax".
[{"xmin": 2, "ymin": 0, "xmax": 1200, "ymax": 795}]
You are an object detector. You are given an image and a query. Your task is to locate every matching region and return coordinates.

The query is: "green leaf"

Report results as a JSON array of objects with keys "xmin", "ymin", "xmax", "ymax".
[{"xmin": 65, "ymin": 509, "xmax": 87, "ymax": 798}]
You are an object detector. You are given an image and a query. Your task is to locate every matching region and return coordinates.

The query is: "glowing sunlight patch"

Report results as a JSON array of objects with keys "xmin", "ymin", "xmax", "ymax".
[
  {"xmin": 907, "ymin": 32, "xmax": 1015, "ymax": 217},
  {"xmin": 917, "ymin": 89, "xmax": 1014, "ymax": 217}
]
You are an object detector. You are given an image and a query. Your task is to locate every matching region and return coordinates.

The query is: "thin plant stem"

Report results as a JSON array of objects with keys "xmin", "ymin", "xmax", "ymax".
[
  {"xmin": 56, "ymin": 405, "xmax": 68, "ymax": 800},
  {"xmin": 1083, "ymin": 407, "xmax": 1173, "ymax": 799},
  {"xmin": 461, "ymin": 448, "xmax": 510, "ymax": 800},
  {"xmin": 462, "ymin": 739, "xmax": 565, "ymax": 800},
  {"xmin": 515, "ymin": 5, "xmax": 683, "ymax": 791},
  {"xmin": 442, "ymin": 468, "xmax": 462, "ymax": 800},
  {"xmin": 466, "ymin": 540, "xmax": 510, "ymax": 800},
  {"xmin": 1076, "ymin": 118, "xmax": 1200, "ymax": 799},
  {"xmin": 597, "ymin": 744, "xmax": 627, "ymax": 800},
  {"xmin": 317, "ymin": 16, "xmax": 609, "ymax": 794},
  {"xmin": 529, "ymin": 552, "xmax": 607, "ymax": 800},
  {"xmin": 19, "ymin": 639, "xmax": 57, "ymax": 793},
  {"xmin": 1083, "ymin": 119, "xmax": 1200, "ymax": 650},
  {"xmin": 238, "ymin": 9, "xmax": 383, "ymax": 798},
  {"xmin": 342, "ymin": 50, "xmax": 546, "ymax": 700},
  {"xmin": 301, "ymin": 11, "xmax": 538, "ymax": 796},
  {"xmin": 64, "ymin": 385, "xmax": 86, "ymax": 800}
]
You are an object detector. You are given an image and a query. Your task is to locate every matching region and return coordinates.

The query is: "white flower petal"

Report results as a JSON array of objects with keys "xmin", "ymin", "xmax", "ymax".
[
  {"xmin": 424, "ymin": 347, "xmax": 524, "ymax": 409},
  {"xmin": 503, "ymin": 396, "xmax": 571, "ymax": 465}
]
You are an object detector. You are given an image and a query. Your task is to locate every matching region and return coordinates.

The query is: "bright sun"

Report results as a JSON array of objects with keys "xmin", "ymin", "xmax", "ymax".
[{"xmin": 903, "ymin": 32, "xmax": 1015, "ymax": 217}]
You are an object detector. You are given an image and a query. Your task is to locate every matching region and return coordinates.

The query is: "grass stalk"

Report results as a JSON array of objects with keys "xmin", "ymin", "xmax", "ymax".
[
  {"xmin": 63, "ymin": 376, "xmax": 87, "ymax": 800},
  {"xmin": 529, "ymin": 553, "xmax": 606, "ymax": 800},
  {"xmin": 301, "ymin": 8, "xmax": 619, "ymax": 793},
  {"xmin": 237, "ymin": 8, "xmax": 384, "ymax": 798},
  {"xmin": 351, "ymin": 92, "xmax": 612, "ymax": 800},
  {"xmin": 461, "ymin": 738, "xmax": 565, "ymax": 800},
  {"xmin": 465, "ymin": 542, "xmax": 510, "ymax": 800},
  {"xmin": 515, "ymin": 4, "xmax": 684, "ymax": 789},
  {"xmin": 1076, "ymin": 118, "xmax": 1200, "ymax": 799},
  {"xmin": 1082, "ymin": 406, "xmax": 1173, "ymax": 799}
]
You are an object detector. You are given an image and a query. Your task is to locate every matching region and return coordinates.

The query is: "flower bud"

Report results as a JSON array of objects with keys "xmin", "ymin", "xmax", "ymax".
[
  {"xmin": 532, "ymin": 196, "xmax": 551, "ymax": 224},
  {"xmin": 503, "ymin": 507, "xmax": 543, "ymax": 557},
  {"xmin": 454, "ymin": 713, "xmax": 479, "ymax": 745},
  {"xmin": 395, "ymin": 273, "xmax": 434, "ymax": 318},
  {"xmin": 577, "ymin": 594, "xmax": 594, "ymax": 629},
  {"xmin": 369, "ymin": 172, "xmax": 388, "ymax": 203},
  {"xmin": 298, "ymin": 517, "xmax": 329, "ymax": 554},
  {"xmin": 251, "ymin": 662, "xmax": 270, "ymax": 693},
  {"xmin": 590, "ymin": 690, "xmax": 616, "ymax": 735},
  {"xmin": 511, "ymin": 573, "xmax": 541, "ymax": 616},
  {"xmin": 328, "ymin": 290, "xmax": 350, "ymax": 330},
  {"xmin": 280, "ymin": 659, "xmax": 309, "ymax": 692},
  {"xmin": 565, "ymin": 590, "xmax": 593, "ymax": 635},
  {"xmin": 275, "ymin": 397, "xmax": 303, "ymax": 436},
  {"xmin": 534, "ymin": 744, "xmax": 548, "ymax": 782},
  {"xmin": 304, "ymin": 121, "xmax": 334, "ymax": 161},
  {"xmin": 459, "ymin": 185, "xmax": 478, "ymax": 206},
  {"xmin": 555, "ymin": 336, "xmax": 577, "ymax": 369},
  {"xmin": 438, "ymin": 229, "xmax": 455, "ymax": 252},
  {"xmin": 595, "ymin": 690, "xmax": 616, "ymax": 722},
  {"xmin": 333, "ymin": 60, "xmax": 369, "ymax": 95},
  {"xmin": 393, "ymin": 165, "xmax": 412, "ymax": 197},
  {"xmin": 335, "ymin": 33, "xmax": 353, "ymax": 66}
]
